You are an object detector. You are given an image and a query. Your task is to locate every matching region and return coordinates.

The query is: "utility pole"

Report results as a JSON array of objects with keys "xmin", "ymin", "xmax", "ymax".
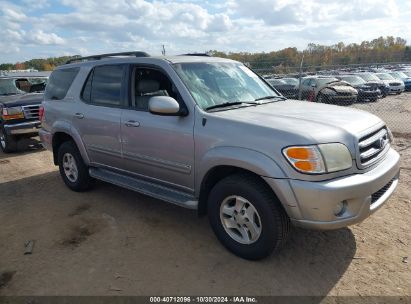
[
  {"xmin": 298, "ymin": 52, "xmax": 305, "ymax": 100},
  {"xmin": 161, "ymin": 45, "xmax": 166, "ymax": 56}
]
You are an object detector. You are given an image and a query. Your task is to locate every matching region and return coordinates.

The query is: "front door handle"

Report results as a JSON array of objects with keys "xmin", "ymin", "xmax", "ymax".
[
  {"xmin": 125, "ymin": 120, "xmax": 140, "ymax": 127},
  {"xmin": 74, "ymin": 113, "xmax": 84, "ymax": 119}
]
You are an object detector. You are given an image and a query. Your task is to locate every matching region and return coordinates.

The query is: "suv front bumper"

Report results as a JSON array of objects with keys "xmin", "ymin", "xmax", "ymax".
[
  {"xmin": 264, "ymin": 148, "xmax": 400, "ymax": 230},
  {"xmin": 4, "ymin": 121, "xmax": 41, "ymax": 136}
]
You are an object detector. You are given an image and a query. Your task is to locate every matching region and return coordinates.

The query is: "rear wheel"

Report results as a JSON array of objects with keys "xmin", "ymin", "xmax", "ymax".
[
  {"xmin": 208, "ymin": 174, "xmax": 290, "ymax": 260},
  {"xmin": 58, "ymin": 141, "xmax": 93, "ymax": 192},
  {"xmin": 0, "ymin": 127, "xmax": 18, "ymax": 153}
]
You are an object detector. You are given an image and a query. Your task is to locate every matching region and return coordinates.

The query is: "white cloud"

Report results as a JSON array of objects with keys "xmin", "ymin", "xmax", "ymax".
[
  {"xmin": 27, "ymin": 30, "xmax": 65, "ymax": 45},
  {"xmin": 0, "ymin": 0, "xmax": 410, "ymax": 63}
]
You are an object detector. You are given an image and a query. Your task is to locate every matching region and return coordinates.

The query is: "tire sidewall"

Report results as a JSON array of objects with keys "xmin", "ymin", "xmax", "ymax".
[
  {"xmin": 57, "ymin": 141, "xmax": 90, "ymax": 191},
  {"xmin": 0, "ymin": 127, "xmax": 17, "ymax": 153},
  {"xmin": 208, "ymin": 177, "xmax": 282, "ymax": 260}
]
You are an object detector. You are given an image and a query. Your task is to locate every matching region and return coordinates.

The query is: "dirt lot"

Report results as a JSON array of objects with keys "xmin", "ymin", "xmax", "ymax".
[{"xmin": 0, "ymin": 100, "xmax": 410, "ymax": 296}]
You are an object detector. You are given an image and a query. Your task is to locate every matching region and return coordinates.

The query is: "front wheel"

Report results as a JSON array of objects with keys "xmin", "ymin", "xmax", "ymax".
[
  {"xmin": 58, "ymin": 141, "xmax": 93, "ymax": 192},
  {"xmin": 0, "ymin": 127, "xmax": 17, "ymax": 153},
  {"xmin": 208, "ymin": 174, "xmax": 290, "ymax": 260}
]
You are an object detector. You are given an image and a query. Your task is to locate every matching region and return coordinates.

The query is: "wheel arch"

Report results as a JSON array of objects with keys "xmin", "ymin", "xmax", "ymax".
[
  {"xmin": 51, "ymin": 123, "xmax": 89, "ymax": 165},
  {"xmin": 196, "ymin": 147, "xmax": 287, "ymax": 216}
]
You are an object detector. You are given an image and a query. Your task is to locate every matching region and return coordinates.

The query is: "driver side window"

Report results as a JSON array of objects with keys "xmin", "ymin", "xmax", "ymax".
[{"xmin": 132, "ymin": 67, "xmax": 179, "ymax": 111}]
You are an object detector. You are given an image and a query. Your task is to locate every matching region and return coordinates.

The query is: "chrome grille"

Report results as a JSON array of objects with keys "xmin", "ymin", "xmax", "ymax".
[
  {"xmin": 22, "ymin": 105, "xmax": 40, "ymax": 120},
  {"xmin": 358, "ymin": 127, "xmax": 390, "ymax": 168}
]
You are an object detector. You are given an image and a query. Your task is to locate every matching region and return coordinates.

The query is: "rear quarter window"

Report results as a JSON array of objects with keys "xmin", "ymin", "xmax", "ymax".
[{"xmin": 45, "ymin": 68, "xmax": 79, "ymax": 100}]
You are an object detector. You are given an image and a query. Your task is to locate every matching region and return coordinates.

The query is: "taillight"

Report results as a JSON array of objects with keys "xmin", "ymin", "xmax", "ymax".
[{"xmin": 39, "ymin": 105, "xmax": 45, "ymax": 122}]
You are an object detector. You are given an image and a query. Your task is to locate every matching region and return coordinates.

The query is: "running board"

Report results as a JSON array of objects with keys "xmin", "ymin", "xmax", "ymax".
[{"xmin": 89, "ymin": 167, "xmax": 198, "ymax": 209}]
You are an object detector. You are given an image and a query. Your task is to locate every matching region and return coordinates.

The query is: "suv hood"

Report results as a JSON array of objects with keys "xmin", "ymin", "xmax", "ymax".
[
  {"xmin": 212, "ymin": 100, "xmax": 382, "ymax": 142},
  {"xmin": 0, "ymin": 93, "xmax": 44, "ymax": 107}
]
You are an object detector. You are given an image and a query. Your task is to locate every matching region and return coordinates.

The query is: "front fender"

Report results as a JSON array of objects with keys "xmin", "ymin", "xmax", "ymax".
[{"xmin": 196, "ymin": 146, "xmax": 286, "ymax": 195}]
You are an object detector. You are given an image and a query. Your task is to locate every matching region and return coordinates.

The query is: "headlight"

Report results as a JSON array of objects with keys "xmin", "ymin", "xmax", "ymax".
[
  {"xmin": 2, "ymin": 107, "xmax": 24, "ymax": 120},
  {"xmin": 283, "ymin": 143, "xmax": 352, "ymax": 174}
]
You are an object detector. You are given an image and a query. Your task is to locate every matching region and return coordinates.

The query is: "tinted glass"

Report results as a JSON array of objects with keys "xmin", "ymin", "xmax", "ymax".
[
  {"xmin": 90, "ymin": 65, "xmax": 123, "ymax": 106},
  {"xmin": 81, "ymin": 70, "xmax": 93, "ymax": 102},
  {"xmin": 45, "ymin": 68, "xmax": 79, "ymax": 100}
]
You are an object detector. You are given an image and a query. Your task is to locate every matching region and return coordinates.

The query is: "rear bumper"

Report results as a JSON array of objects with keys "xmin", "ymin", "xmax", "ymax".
[
  {"xmin": 39, "ymin": 128, "xmax": 52, "ymax": 150},
  {"xmin": 4, "ymin": 121, "xmax": 41, "ymax": 136},
  {"xmin": 264, "ymin": 148, "xmax": 400, "ymax": 230}
]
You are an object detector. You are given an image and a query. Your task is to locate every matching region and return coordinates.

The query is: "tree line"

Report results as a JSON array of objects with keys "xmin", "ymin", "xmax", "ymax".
[{"xmin": 1, "ymin": 36, "xmax": 410, "ymax": 72}]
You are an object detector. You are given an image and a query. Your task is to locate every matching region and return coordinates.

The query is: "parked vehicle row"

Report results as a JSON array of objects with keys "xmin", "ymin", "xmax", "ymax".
[{"xmin": 265, "ymin": 68, "xmax": 410, "ymax": 105}]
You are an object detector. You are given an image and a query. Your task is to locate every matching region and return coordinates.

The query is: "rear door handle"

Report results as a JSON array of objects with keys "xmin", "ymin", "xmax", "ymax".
[
  {"xmin": 74, "ymin": 113, "xmax": 84, "ymax": 119},
  {"xmin": 125, "ymin": 120, "xmax": 140, "ymax": 127}
]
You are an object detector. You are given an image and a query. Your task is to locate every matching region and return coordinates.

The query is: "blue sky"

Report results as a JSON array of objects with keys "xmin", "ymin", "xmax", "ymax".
[{"xmin": 1, "ymin": 0, "xmax": 411, "ymax": 63}]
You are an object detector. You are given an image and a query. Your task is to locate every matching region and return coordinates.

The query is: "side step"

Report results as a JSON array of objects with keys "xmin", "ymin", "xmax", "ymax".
[{"xmin": 89, "ymin": 167, "xmax": 198, "ymax": 209}]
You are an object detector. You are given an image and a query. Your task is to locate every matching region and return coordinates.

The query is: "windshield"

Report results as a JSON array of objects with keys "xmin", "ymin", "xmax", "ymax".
[
  {"xmin": 357, "ymin": 73, "xmax": 379, "ymax": 81},
  {"xmin": 173, "ymin": 62, "xmax": 279, "ymax": 110},
  {"xmin": 340, "ymin": 76, "xmax": 366, "ymax": 85},
  {"xmin": 0, "ymin": 79, "xmax": 25, "ymax": 95},
  {"xmin": 389, "ymin": 71, "xmax": 407, "ymax": 79},
  {"xmin": 317, "ymin": 78, "xmax": 338, "ymax": 86},
  {"xmin": 282, "ymin": 78, "xmax": 298, "ymax": 85},
  {"xmin": 376, "ymin": 73, "xmax": 395, "ymax": 80}
]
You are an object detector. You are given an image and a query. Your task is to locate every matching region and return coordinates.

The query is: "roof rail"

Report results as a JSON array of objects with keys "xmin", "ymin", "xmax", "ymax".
[
  {"xmin": 179, "ymin": 53, "xmax": 211, "ymax": 57},
  {"xmin": 66, "ymin": 51, "xmax": 150, "ymax": 64}
]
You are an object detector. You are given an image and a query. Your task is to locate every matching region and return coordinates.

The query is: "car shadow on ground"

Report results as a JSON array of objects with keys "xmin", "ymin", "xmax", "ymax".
[
  {"xmin": 0, "ymin": 137, "xmax": 43, "ymax": 160},
  {"xmin": 0, "ymin": 173, "xmax": 356, "ymax": 296}
]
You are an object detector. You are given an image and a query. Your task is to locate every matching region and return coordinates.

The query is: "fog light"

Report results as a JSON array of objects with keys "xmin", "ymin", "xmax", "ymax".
[{"xmin": 334, "ymin": 200, "xmax": 347, "ymax": 216}]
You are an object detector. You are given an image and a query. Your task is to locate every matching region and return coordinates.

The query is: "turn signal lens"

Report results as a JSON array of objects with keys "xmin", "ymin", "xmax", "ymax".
[
  {"xmin": 294, "ymin": 161, "xmax": 317, "ymax": 171},
  {"xmin": 285, "ymin": 147, "xmax": 313, "ymax": 160},
  {"xmin": 2, "ymin": 107, "xmax": 24, "ymax": 120},
  {"xmin": 283, "ymin": 146, "xmax": 325, "ymax": 174}
]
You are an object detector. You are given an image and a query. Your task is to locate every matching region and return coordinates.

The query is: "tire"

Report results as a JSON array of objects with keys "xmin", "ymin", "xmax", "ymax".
[
  {"xmin": 208, "ymin": 174, "xmax": 290, "ymax": 260},
  {"xmin": 370, "ymin": 97, "xmax": 378, "ymax": 102},
  {"xmin": 0, "ymin": 127, "xmax": 18, "ymax": 153},
  {"xmin": 57, "ymin": 141, "xmax": 93, "ymax": 192}
]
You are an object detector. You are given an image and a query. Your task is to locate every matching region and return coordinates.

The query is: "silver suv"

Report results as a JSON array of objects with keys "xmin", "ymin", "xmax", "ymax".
[{"xmin": 40, "ymin": 52, "xmax": 400, "ymax": 260}]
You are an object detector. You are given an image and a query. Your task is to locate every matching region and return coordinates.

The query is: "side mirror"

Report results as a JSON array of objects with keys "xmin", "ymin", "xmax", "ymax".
[{"xmin": 148, "ymin": 96, "xmax": 181, "ymax": 116}]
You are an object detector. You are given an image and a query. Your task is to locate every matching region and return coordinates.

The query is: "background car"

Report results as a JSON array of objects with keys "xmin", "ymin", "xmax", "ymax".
[
  {"xmin": 375, "ymin": 73, "xmax": 404, "ymax": 94},
  {"xmin": 337, "ymin": 75, "xmax": 380, "ymax": 102},
  {"xmin": 388, "ymin": 71, "xmax": 411, "ymax": 91},
  {"xmin": 300, "ymin": 76, "xmax": 358, "ymax": 105},
  {"xmin": 266, "ymin": 78, "xmax": 298, "ymax": 98},
  {"xmin": 0, "ymin": 75, "xmax": 47, "ymax": 152},
  {"xmin": 356, "ymin": 72, "xmax": 390, "ymax": 97}
]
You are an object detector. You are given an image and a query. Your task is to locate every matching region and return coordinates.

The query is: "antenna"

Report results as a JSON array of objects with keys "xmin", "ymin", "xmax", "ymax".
[{"xmin": 162, "ymin": 45, "xmax": 166, "ymax": 56}]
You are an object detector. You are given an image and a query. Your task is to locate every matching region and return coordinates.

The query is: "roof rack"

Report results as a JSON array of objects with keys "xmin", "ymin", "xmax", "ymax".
[
  {"xmin": 66, "ymin": 51, "xmax": 150, "ymax": 64},
  {"xmin": 179, "ymin": 53, "xmax": 211, "ymax": 57}
]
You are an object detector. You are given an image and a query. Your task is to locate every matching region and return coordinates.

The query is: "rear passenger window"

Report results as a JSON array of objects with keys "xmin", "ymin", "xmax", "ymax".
[
  {"xmin": 81, "ymin": 65, "xmax": 124, "ymax": 106},
  {"xmin": 45, "ymin": 68, "xmax": 79, "ymax": 100}
]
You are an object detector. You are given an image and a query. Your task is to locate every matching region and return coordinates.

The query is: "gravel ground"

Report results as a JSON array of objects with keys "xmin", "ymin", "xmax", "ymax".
[{"xmin": 0, "ymin": 97, "xmax": 410, "ymax": 296}]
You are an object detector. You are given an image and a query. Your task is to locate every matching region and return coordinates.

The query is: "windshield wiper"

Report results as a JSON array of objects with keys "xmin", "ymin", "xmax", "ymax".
[
  {"xmin": 205, "ymin": 101, "xmax": 259, "ymax": 111},
  {"xmin": 255, "ymin": 95, "xmax": 287, "ymax": 101}
]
